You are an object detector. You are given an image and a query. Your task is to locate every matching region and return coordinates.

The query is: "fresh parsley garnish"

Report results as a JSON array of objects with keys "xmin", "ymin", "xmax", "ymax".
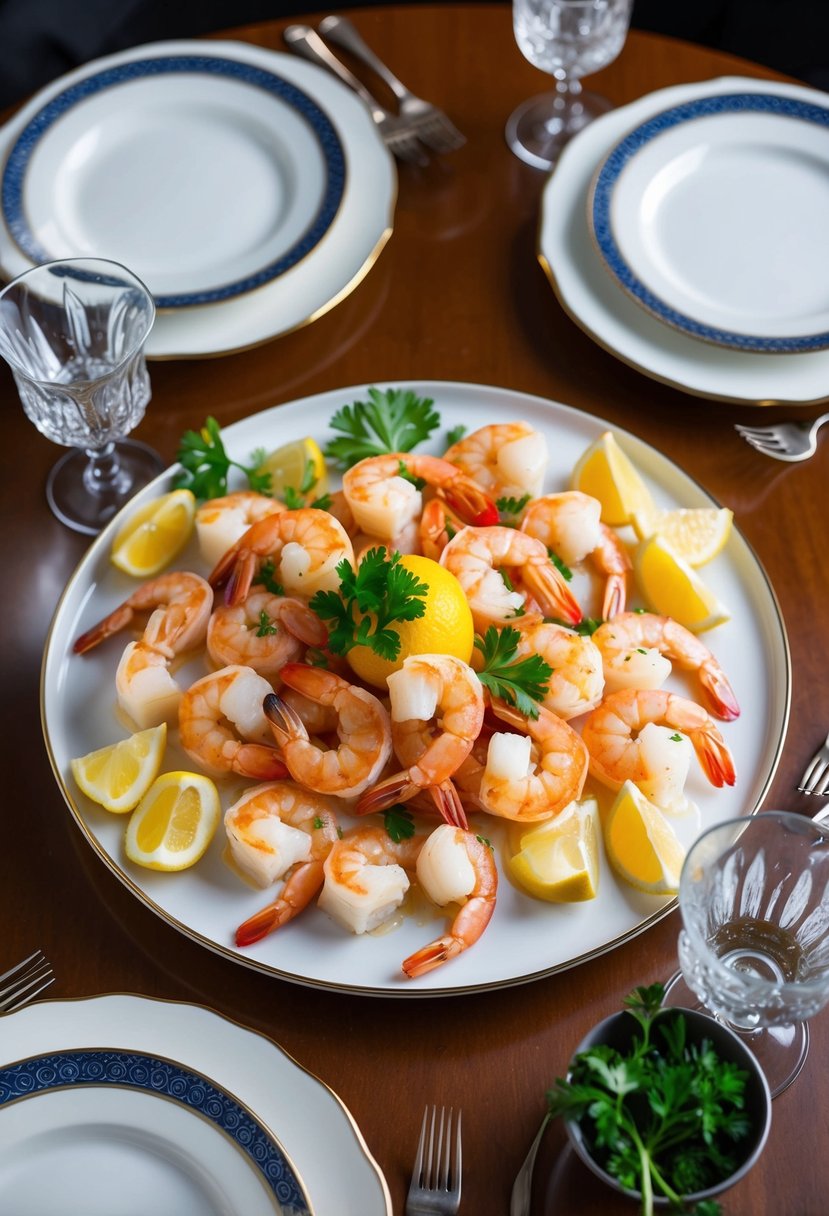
[
  {"xmin": 255, "ymin": 559, "xmax": 284, "ymax": 597},
  {"xmin": 309, "ymin": 550, "xmax": 428, "ymax": 661},
  {"xmin": 547, "ymin": 984, "xmax": 752, "ymax": 1216},
  {"xmin": 548, "ymin": 615, "xmax": 601, "ymax": 636},
  {"xmin": 309, "ymin": 492, "xmax": 332, "ymax": 511},
  {"xmin": 474, "ymin": 625, "xmax": 552, "ymax": 719},
  {"xmin": 496, "ymin": 493, "xmax": 531, "ymax": 521},
  {"xmin": 324, "ymin": 388, "xmax": 441, "ymax": 469},
  {"xmin": 445, "ymin": 423, "xmax": 467, "ymax": 446},
  {"xmin": 174, "ymin": 416, "xmax": 270, "ymax": 499},
  {"xmin": 548, "ymin": 551, "xmax": 573, "ymax": 581},
  {"xmin": 255, "ymin": 611, "xmax": 278, "ymax": 637},
  {"xmin": 384, "ymin": 805, "xmax": 416, "ymax": 842}
]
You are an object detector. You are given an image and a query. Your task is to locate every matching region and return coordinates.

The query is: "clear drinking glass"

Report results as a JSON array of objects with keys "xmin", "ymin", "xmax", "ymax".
[
  {"xmin": 665, "ymin": 811, "xmax": 829, "ymax": 1097},
  {"xmin": 0, "ymin": 257, "xmax": 163, "ymax": 535},
  {"xmin": 506, "ymin": 0, "xmax": 633, "ymax": 170}
]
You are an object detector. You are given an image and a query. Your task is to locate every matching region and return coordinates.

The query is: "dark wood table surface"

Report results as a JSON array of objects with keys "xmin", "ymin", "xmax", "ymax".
[{"xmin": 3, "ymin": 5, "xmax": 827, "ymax": 1213}]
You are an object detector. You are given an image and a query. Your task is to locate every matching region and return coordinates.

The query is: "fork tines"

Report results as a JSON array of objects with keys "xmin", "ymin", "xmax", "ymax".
[
  {"xmin": 407, "ymin": 1104, "xmax": 463, "ymax": 1215},
  {"xmin": 798, "ymin": 736, "xmax": 829, "ymax": 796},
  {"xmin": 0, "ymin": 949, "xmax": 55, "ymax": 1013}
]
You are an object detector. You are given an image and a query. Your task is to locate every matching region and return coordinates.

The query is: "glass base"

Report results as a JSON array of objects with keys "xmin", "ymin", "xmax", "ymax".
[
  {"xmin": 506, "ymin": 88, "xmax": 614, "ymax": 171},
  {"xmin": 46, "ymin": 440, "xmax": 166, "ymax": 536},
  {"xmin": 662, "ymin": 970, "xmax": 810, "ymax": 1098}
]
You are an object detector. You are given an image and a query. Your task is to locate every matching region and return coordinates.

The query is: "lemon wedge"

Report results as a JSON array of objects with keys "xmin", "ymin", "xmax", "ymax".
[
  {"xmin": 632, "ymin": 505, "xmax": 733, "ymax": 568},
  {"xmin": 571, "ymin": 430, "xmax": 654, "ymax": 526},
  {"xmin": 125, "ymin": 770, "xmax": 220, "ymax": 871},
  {"xmin": 634, "ymin": 533, "xmax": 730, "ymax": 632},
  {"xmin": 603, "ymin": 780, "xmax": 686, "ymax": 895},
  {"xmin": 111, "ymin": 489, "xmax": 196, "ymax": 578},
  {"xmin": 257, "ymin": 437, "xmax": 328, "ymax": 503},
  {"xmin": 507, "ymin": 797, "xmax": 600, "ymax": 902},
  {"xmin": 70, "ymin": 724, "xmax": 167, "ymax": 814}
]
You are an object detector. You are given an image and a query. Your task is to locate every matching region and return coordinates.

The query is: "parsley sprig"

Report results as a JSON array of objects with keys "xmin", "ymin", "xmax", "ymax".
[
  {"xmin": 175, "ymin": 416, "xmax": 270, "ymax": 500},
  {"xmin": 324, "ymin": 388, "xmax": 441, "ymax": 469},
  {"xmin": 310, "ymin": 550, "xmax": 428, "ymax": 661},
  {"xmin": 474, "ymin": 625, "xmax": 552, "ymax": 719},
  {"xmin": 547, "ymin": 984, "xmax": 752, "ymax": 1216}
]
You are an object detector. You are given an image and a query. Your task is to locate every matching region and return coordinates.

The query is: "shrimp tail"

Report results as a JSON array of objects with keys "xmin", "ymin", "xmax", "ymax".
[
  {"xmin": 430, "ymin": 781, "xmax": 469, "ymax": 830},
  {"xmin": 402, "ymin": 937, "xmax": 461, "ymax": 978},
  {"xmin": 277, "ymin": 600, "xmax": 329, "ymax": 649},
  {"xmin": 233, "ymin": 744, "xmax": 289, "ymax": 780},
  {"xmin": 263, "ymin": 691, "xmax": 307, "ymax": 747},
  {"xmin": 354, "ymin": 771, "xmax": 420, "ymax": 816},
  {"xmin": 699, "ymin": 661, "xmax": 741, "ymax": 721},
  {"xmin": 402, "ymin": 895, "xmax": 496, "ymax": 977},
  {"xmin": 693, "ymin": 726, "xmax": 737, "ymax": 788},
  {"xmin": 442, "ymin": 483, "xmax": 499, "ymax": 528},
  {"xmin": 602, "ymin": 573, "xmax": 627, "ymax": 621},
  {"xmin": 235, "ymin": 860, "xmax": 325, "ymax": 947},
  {"xmin": 73, "ymin": 603, "xmax": 135, "ymax": 654},
  {"xmin": 522, "ymin": 562, "xmax": 582, "ymax": 626}
]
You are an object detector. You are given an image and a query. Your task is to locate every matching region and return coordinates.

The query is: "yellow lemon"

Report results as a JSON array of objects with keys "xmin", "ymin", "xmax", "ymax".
[
  {"xmin": 571, "ymin": 430, "xmax": 654, "ymax": 526},
  {"xmin": 603, "ymin": 780, "xmax": 686, "ymax": 895},
  {"xmin": 111, "ymin": 489, "xmax": 196, "ymax": 578},
  {"xmin": 256, "ymin": 437, "xmax": 328, "ymax": 503},
  {"xmin": 346, "ymin": 555, "xmax": 475, "ymax": 689},
  {"xmin": 632, "ymin": 505, "xmax": 733, "ymax": 568},
  {"xmin": 70, "ymin": 724, "xmax": 167, "ymax": 814},
  {"xmin": 634, "ymin": 533, "xmax": 730, "ymax": 632},
  {"xmin": 507, "ymin": 797, "xmax": 600, "ymax": 902},
  {"xmin": 125, "ymin": 770, "xmax": 220, "ymax": 871}
]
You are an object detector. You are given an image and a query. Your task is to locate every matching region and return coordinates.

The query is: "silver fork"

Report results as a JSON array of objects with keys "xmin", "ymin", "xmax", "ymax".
[
  {"xmin": 799, "ymin": 731, "xmax": 829, "ymax": 795},
  {"xmin": 318, "ymin": 15, "xmax": 466, "ymax": 154},
  {"xmin": 0, "ymin": 950, "xmax": 55, "ymax": 1013},
  {"xmin": 734, "ymin": 410, "xmax": 829, "ymax": 462},
  {"xmin": 283, "ymin": 25, "xmax": 429, "ymax": 166},
  {"xmin": 406, "ymin": 1105, "xmax": 462, "ymax": 1216}
]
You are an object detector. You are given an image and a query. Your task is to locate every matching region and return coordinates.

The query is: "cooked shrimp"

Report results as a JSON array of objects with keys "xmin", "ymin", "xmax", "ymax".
[
  {"xmin": 226, "ymin": 781, "xmax": 342, "ymax": 946},
  {"xmin": 580, "ymin": 688, "xmax": 736, "ymax": 792},
  {"xmin": 206, "ymin": 590, "xmax": 327, "ymax": 677},
  {"xmin": 418, "ymin": 498, "xmax": 467, "ymax": 562},
  {"xmin": 195, "ymin": 491, "xmax": 285, "ymax": 567},
  {"xmin": 73, "ymin": 571, "xmax": 213, "ymax": 729},
  {"xmin": 443, "ymin": 421, "xmax": 548, "ymax": 500},
  {"xmin": 318, "ymin": 824, "xmax": 425, "ymax": 935},
  {"xmin": 478, "ymin": 701, "xmax": 589, "ymax": 822},
  {"xmin": 515, "ymin": 616, "xmax": 605, "ymax": 720},
  {"xmin": 263, "ymin": 664, "xmax": 392, "ymax": 798},
  {"xmin": 355, "ymin": 655, "xmax": 485, "ymax": 818},
  {"xmin": 209, "ymin": 507, "xmax": 354, "ymax": 605},
  {"xmin": 520, "ymin": 492, "xmax": 631, "ymax": 619},
  {"xmin": 440, "ymin": 525, "xmax": 582, "ymax": 630},
  {"xmin": 402, "ymin": 826, "xmax": 498, "ymax": 978},
  {"xmin": 591, "ymin": 612, "xmax": 740, "ymax": 720},
  {"xmin": 342, "ymin": 452, "xmax": 497, "ymax": 541},
  {"xmin": 178, "ymin": 664, "xmax": 287, "ymax": 779}
]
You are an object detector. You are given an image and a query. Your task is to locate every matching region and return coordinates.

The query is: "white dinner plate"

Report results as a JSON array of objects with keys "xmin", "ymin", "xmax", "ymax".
[
  {"xmin": 1, "ymin": 995, "xmax": 391, "ymax": 1216},
  {"xmin": 540, "ymin": 76, "xmax": 829, "ymax": 403},
  {"xmin": 588, "ymin": 92, "xmax": 829, "ymax": 352},
  {"xmin": 0, "ymin": 1049, "xmax": 308, "ymax": 1215},
  {"xmin": 0, "ymin": 41, "xmax": 396, "ymax": 357},
  {"xmin": 41, "ymin": 381, "xmax": 790, "ymax": 996}
]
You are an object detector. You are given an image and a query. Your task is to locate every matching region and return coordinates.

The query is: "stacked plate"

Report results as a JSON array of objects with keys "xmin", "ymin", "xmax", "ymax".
[
  {"xmin": 0, "ymin": 40, "xmax": 396, "ymax": 358},
  {"xmin": 539, "ymin": 76, "xmax": 829, "ymax": 404}
]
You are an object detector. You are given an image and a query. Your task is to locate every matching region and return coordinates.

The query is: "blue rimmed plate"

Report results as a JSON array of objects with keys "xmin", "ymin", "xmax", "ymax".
[
  {"xmin": 0, "ymin": 1047, "xmax": 311, "ymax": 1214},
  {"xmin": 588, "ymin": 93, "xmax": 829, "ymax": 353}
]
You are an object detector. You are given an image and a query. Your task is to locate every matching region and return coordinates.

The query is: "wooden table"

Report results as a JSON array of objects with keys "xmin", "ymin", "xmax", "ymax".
[{"xmin": 3, "ymin": 6, "xmax": 827, "ymax": 1213}]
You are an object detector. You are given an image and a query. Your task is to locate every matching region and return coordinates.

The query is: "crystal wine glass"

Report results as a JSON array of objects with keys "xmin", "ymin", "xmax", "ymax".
[
  {"xmin": 664, "ymin": 811, "xmax": 829, "ymax": 1097},
  {"xmin": 506, "ymin": 0, "xmax": 633, "ymax": 171},
  {"xmin": 0, "ymin": 257, "xmax": 163, "ymax": 535}
]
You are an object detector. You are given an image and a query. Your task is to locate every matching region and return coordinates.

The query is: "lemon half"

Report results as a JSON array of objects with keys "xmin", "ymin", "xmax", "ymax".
[
  {"xmin": 634, "ymin": 533, "xmax": 730, "ymax": 632},
  {"xmin": 507, "ymin": 797, "xmax": 600, "ymax": 902},
  {"xmin": 571, "ymin": 431, "xmax": 654, "ymax": 526},
  {"xmin": 70, "ymin": 724, "xmax": 167, "ymax": 814},
  {"xmin": 603, "ymin": 780, "xmax": 686, "ymax": 895},
  {"xmin": 125, "ymin": 770, "xmax": 220, "ymax": 871},
  {"xmin": 256, "ymin": 437, "xmax": 328, "ymax": 503},
  {"xmin": 111, "ymin": 489, "xmax": 196, "ymax": 578}
]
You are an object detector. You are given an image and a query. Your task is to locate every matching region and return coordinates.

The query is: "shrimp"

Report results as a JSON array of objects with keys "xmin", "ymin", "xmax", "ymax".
[
  {"xmin": 355, "ymin": 655, "xmax": 485, "ymax": 819},
  {"xmin": 195, "ymin": 491, "xmax": 285, "ymax": 568},
  {"xmin": 440, "ymin": 525, "xmax": 582, "ymax": 630},
  {"xmin": 478, "ymin": 701, "xmax": 589, "ymax": 822},
  {"xmin": 206, "ymin": 590, "xmax": 327, "ymax": 678},
  {"xmin": 178, "ymin": 664, "xmax": 287, "ymax": 779},
  {"xmin": 209, "ymin": 508, "xmax": 354, "ymax": 606},
  {"xmin": 515, "ymin": 615, "xmax": 605, "ymax": 720},
  {"xmin": 520, "ymin": 491, "xmax": 631, "ymax": 620},
  {"xmin": 317, "ymin": 824, "xmax": 426, "ymax": 935},
  {"xmin": 402, "ymin": 826, "xmax": 498, "ymax": 978},
  {"xmin": 73, "ymin": 571, "xmax": 213, "ymax": 729},
  {"xmin": 226, "ymin": 781, "xmax": 341, "ymax": 946},
  {"xmin": 580, "ymin": 688, "xmax": 736, "ymax": 793},
  {"xmin": 342, "ymin": 452, "xmax": 498, "ymax": 542},
  {"xmin": 591, "ymin": 612, "xmax": 740, "ymax": 720},
  {"xmin": 263, "ymin": 664, "xmax": 392, "ymax": 798},
  {"xmin": 443, "ymin": 421, "xmax": 548, "ymax": 500},
  {"xmin": 418, "ymin": 498, "xmax": 467, "ymax": 562}
]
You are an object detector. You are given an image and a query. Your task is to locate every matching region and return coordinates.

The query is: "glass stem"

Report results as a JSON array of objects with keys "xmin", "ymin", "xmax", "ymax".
[
  {"xmin": 83, "ymin": 442, "xmax": 128, "ymax": 497},
  {"xmin": 555, "ymin": 76, "xmax": 582, "ymax": 99}
]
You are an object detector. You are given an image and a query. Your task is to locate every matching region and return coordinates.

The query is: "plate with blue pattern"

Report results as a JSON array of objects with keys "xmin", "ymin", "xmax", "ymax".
[
  {"xmin": 588, "ymin": 92, "xmax": 829, "ymax": 353},
  {"xmin": 0, "ymin": 1047, "xmax": 312, "ymax": 1215}
]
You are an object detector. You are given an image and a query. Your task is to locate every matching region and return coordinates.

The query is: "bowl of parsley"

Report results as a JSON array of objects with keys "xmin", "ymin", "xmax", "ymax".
[{"xmin": 548, "ymin": 983, "xmax": 771, "ymax": 1216}]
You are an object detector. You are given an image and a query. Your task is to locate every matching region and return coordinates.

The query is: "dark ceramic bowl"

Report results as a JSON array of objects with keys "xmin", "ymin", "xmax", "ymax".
[{"xmin": 564, "ymin": 1005, "xmax": 772, "ymax": 1207}]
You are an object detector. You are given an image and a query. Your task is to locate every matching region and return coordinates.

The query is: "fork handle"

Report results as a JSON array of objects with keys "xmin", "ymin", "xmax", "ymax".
[
  {"xmin": 318, "ymin": 15, "xmax": 414, "ymax": 104},
  {"xmin": 283, "ymin": 25, "xmax": 390, "ymax": 120}
]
